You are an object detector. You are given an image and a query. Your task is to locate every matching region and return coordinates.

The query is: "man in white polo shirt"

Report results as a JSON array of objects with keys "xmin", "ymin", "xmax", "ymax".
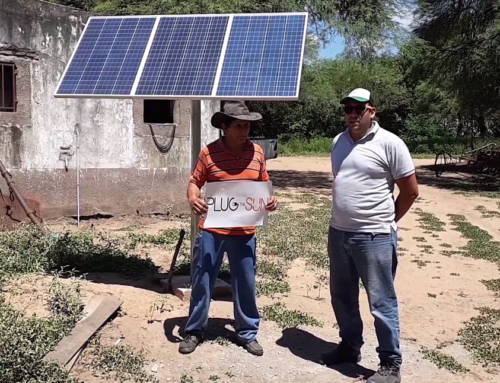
[{"xmin": 320, "ymin": 88, "xmax": 419, "ymax": 383}]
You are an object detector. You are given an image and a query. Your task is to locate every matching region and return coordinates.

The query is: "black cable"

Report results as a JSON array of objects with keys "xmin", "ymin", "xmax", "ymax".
[{"xmin": 148, "ymin": 124, "xmax": 176, "ymax": 154}]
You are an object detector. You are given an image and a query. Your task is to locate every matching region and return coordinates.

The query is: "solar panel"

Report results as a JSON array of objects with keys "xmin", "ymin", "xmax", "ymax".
[
  {"xmin": 54, "ymin": 13, "xmax": 308, "ymax": 100},
  {"xmin": 216, "ymin": 15, "xmax": 306, "ymax": 98},
  {"xmin": 135, "ymin": 16, "xmax": 229, "ymax": 97},
  {"xmin": 56, "ymin": 17, "xmax": 156, "ymax": 96}
]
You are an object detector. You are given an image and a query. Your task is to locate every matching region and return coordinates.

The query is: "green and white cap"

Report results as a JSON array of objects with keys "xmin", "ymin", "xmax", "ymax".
[{"xmin": 340, "ymin": 88, "xmax": 375, "ymax": 105}]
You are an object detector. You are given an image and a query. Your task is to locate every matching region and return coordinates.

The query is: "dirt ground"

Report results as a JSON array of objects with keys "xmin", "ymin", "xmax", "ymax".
[{"xmin": 19, "ymin": 157, "xmax": 500, "ymax": 383}]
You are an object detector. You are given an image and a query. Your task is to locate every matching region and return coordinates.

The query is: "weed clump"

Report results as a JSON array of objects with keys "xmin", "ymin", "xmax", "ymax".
[
  {"xmin": 0, "ymin": 225, "xmax": 159, "ymax": 282},
  {"xmin": 459, "ymin": 307, "xmax": 500, "ymax": 366},
  {"xmin": 447, "ymin": 214, "xmax": 500, "ymax": 263},
  {"xmin": 420, "ymin": 347, "xmax": 469, "ymax": 373},
  {"xmin": 0, "ymin": 282, "xmax": 82, "ymax": 382},
  {"xmin": 87, "ymin": 337, "xmax": 158, "ymax": 383},
  {"xmin": 261, "ymin": 302, "xmax": 323, "ymax": 328}
]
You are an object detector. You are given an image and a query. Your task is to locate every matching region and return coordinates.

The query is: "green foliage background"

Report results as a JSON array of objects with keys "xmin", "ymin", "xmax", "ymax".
[{"xmin": 48, "ymin": 0, "xmax": 500, "ymax": 155}]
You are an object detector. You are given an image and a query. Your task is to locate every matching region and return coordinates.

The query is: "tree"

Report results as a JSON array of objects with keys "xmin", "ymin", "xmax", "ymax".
[
  {"xmin": 413, "ymin": 0, "xmax": 500, "ymax": 137},
  {"xmin": 50, "ymin": 0, "xmax": 408, "ymax": 59}
]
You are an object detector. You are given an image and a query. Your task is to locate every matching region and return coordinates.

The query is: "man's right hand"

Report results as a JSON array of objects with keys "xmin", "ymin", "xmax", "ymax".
[{"xmin": 189, "ymin": 197, "xmax": 208, "ymax": 215}]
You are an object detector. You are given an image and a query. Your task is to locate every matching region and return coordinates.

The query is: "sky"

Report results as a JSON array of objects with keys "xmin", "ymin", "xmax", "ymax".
[{"xmin": 319, "ymin": 9, "xmax": 415, "ymax": 59}]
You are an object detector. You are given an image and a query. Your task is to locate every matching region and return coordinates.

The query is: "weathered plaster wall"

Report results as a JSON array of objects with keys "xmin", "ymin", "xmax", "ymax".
[{"xmin": 0, "ymin": 0, "xmax": 220, "ymax": 219}]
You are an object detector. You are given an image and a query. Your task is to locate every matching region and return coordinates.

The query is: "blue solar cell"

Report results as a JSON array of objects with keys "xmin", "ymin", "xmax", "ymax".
[
  {"xmin": 57, "ymin": 17, "xmax": 155, "ymax": 95},
  {"xmin": 135, "ymin": 16, "xmax": 229, "ymax": 96},
  {"xmin": 216, "ymin": 14, "xmax": 306, "ymax": 98}
]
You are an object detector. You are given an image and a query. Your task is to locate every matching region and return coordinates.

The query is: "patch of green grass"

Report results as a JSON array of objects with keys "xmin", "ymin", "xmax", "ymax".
[
  {"xmin": 0, "ymin": 278, "xmax": 82, "ymax": 383},
  {"xmin": 412, "ymin": 260, "xmax": 427, "ymax": 267},
  {"xmin": 278, "ymin": 137, "xmax": 332, "ymax": 157},
  {"xmin": 458, "ymin": 307, "xmax": 500, "ymax": 366},
  {"xmin": 414, "ymin": 210, "xmax": 446, "ymax": 232},
  {"xmin": 474, "ymin": 205, "xmax": 500, "ymax": 219},
  {"xmin": 481, "ymin": 278, "xmax": 500, "ymax": 293},
  {"xmin": 413, "ymin": 236, "xmax": 427, "ymax": 242},
  {"xmin": 447, "ymin": 214, "xmax": 500, "ymax": 263},
  {"xmin": 256, "ymin": 280, "xmax": 290, "ymax": 297},
  {"xmin": 0, "ymin": 225, "xmax": 166, "ymax": 383},
  {"xmin": 0, "ymin": 225, "xmax": 159, "ymax": 282},
  {"xmin": 257, "ymin": 194, "xmax": 330, "ymax": 270},
  {"xmin": 256, "ymin": 259, "xmax": 286, "ymax": 280},
  {"xmin": 441, "ymin": 250, "xmax": 463, "ymax": 257},
  {"xmin": 210, "ymin": 336, "xmax": 231, "ymax": 346},
  {"xmin": 46, "ymin": 272, "xmax": 83, "ymax": 322},
  {"xmin": 417, "ymin": 244, "xmax": 433, "ymax": 249},
  {"xmin": 88, "ymin": 338, "xmax": 158, "ymax": 383},
  {"xmin": 420, "ymin": 347, "xmax": 469, "ymax": 373},
  {"xmin": 125, "ymin": 228, "xmax": 185, "ymax": 249},
  {"xmin": 261, "ymin": 302, "xmax": 323, "ymax": 329}
]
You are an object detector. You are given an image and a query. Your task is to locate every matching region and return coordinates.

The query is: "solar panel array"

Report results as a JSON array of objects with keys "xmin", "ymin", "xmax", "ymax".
[
  {"xmin": 55, "ymin": 13, "xmax": 308, "ymax": 100},
  {"xmin": 217, "ymin": 15, "xmax": 305, "ymax": 98},
  {"xmin": 136, "ymin": 16, "xmax": 229, "ymax": 97},
  {"xmin": 57, "ymin": 17, "xmax": 156, "ymax": 96}
]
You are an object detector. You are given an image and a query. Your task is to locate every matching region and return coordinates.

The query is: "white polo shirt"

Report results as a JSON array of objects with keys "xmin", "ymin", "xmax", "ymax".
[{"xmin": 330, "ymin": 122, "xmax": 415, "ymax": 233}]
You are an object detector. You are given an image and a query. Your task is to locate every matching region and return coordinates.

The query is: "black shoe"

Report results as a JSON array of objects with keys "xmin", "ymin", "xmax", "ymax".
[
  {"xmin": 367, "ymin": 363, "xmax": 401, "ymax": 383},
  {"xmin": 178, "ymin": 334, "xmax": 202, "ymax": 354},
  {"xmin": 236, "ymin": 338, "xmax": 264, "ymax": 356},
  {"xmin": 319, "ymin": 342, "xmax": 361, "ymax": 366}
]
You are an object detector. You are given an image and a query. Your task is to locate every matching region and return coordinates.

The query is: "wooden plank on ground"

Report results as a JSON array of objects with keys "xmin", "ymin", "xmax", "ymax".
[
  {"xmin": 64, "ymin": 295, "xmax": 105, "ymax": 371},
  {"xmin": 43, "ymin": 294, "xmax": 122, "ymax": 366}
]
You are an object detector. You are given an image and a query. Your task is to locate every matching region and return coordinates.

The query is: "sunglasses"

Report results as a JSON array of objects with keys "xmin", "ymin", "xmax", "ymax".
[{"xmin": 344, "ymin": 105, "xmax": 370, "ymax": 115}]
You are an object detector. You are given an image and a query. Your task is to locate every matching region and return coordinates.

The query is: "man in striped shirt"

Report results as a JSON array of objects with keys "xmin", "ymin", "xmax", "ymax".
[{"xmin": 179, "ymin": 101, "xmax": 277, "ymax": 357}]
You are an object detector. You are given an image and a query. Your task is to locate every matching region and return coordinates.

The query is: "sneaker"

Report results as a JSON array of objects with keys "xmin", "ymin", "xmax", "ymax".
[
  {"xmin": 319, "ymin": 342, "xmax": 361, "ymax": 366},
  {"xmin": 237, "ymin": 339, "xmax": 264, "ymax": 356},
  {"xmin": 367, "ymin": 363, "xmax": 401, "ymax": 383},
  {"xmin": 178, "ymin": 334, "xmax": 202, "ymax": 354}
]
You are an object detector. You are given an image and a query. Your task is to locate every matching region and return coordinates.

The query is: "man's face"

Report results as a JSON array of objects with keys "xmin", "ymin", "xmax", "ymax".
[
  {"xmin": 223, "ymin": 120, "xmax": 251, "ymax": 145},
  {"xmin": 343, "ymin": 100, "xmax": 375, "ymax": 132}
]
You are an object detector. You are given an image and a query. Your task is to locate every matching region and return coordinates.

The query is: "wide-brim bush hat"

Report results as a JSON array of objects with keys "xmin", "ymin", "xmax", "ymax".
[{"xmin": 211, "ymin": 101, "xmax": 262, "ymax": 129}]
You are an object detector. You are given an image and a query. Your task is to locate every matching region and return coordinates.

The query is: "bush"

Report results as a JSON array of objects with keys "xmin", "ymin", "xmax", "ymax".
[
  {"xmin": 0, "ymin": 225, "xmax": 159, "ymax": 283},
  {"xmin": 279, "ymin": 135, "xmax": 332, "ymax": 156}
]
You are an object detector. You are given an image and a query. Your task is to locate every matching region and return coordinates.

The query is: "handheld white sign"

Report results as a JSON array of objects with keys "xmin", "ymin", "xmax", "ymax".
[{"xmin": 203, "ymin": 181, "xmax": 272, "ymax": 229}]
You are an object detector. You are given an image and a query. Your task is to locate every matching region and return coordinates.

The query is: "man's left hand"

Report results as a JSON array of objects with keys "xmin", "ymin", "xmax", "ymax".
[{"xmin": 266, "ymin": 196, "xmax": 277, "ymax": 212}]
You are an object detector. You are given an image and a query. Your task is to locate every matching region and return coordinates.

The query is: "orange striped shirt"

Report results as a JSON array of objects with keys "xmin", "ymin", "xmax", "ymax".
[{"xmin": 189, "ymin": 138, "xmax": 270, "ymax": 236}]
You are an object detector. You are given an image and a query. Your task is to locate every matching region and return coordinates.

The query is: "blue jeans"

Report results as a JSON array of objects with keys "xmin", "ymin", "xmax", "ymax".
[
  {"xmin": 328, "ymin": 226, "xmax": 402, "ymax": 367},
  {"xmin": 185, "ymin": 230, "xmax": 259, "ymax": 343}
]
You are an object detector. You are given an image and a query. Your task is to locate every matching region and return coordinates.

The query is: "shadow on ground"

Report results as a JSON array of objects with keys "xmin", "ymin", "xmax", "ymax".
[
  {"xmin": 276, "ymin": 328, "xmax": 375, "ymax": 380},
  {"xmin": 416, "ymin": 165, "xmax": 500, "ymax": 196},
  {"xmin": 268, "ymin": 170, "xmax": 332, "ymax": 194},
  {"xmin": 163, "ymin": 316, "xmax": 237, "ymax": 344},
  {"xmin": 81, "ymin": 271, "xmax": 167, "ymax": 293}
]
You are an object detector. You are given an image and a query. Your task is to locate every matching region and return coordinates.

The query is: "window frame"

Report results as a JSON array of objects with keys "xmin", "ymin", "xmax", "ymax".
[{"xmin": 0, "ymin": 62, "xmax": 17, "ymax": 113}]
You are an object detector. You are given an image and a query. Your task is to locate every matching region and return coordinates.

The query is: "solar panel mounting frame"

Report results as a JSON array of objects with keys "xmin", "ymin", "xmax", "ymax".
[{"xmin": 54, "ymin": 12, "xmax": 308, "ymax": 101}]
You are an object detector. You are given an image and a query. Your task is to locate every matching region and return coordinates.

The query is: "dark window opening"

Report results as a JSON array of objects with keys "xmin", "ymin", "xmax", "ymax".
[
  {"xmin": 144, "ymin": 100, "xmax": 175, "ymax": 124},
  {"xmin": 0, "ymin": 63, "xmax": 16, "ymax": 112}
]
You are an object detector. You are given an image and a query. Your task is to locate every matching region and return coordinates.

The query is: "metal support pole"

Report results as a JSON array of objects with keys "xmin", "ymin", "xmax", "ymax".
[{"xmin": 190, "ymin": 100, "xmax": 202, "ymax": 283}]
